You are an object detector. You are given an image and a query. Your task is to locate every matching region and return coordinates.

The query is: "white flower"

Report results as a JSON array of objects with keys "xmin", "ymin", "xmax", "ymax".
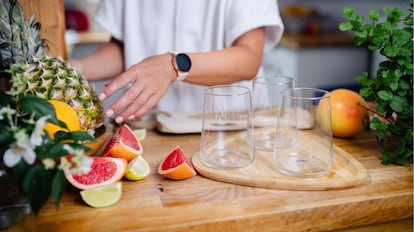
[
  {"xmin": 0, "ymin": 105, "xmax": 16, "ymax": 121},
  {"xmin": 3, "ymin": 141, "xmax": 36, "ymax": 167},
  {"xmin": 42, "ymin": 158, "xmax": 56, "ymax": 170},
  {"xmin": 0, "ymin": 107, "xmax": 7, "ymax": 120},
  {"xmin": 59, "ymin": 145, "xmax": 93, "ymax": 175},
  {"xmin": 30, "ymin": 115, "xmax": 50, "ymax": 146}
]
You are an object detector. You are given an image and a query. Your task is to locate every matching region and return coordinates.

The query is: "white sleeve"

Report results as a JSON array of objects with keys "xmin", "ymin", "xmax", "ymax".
[
  {"xmin": 225, "ymin": 0, "xmax": 284, "ymax": 51},
  {"xmin": 94, "ymin": 0, "xmax": 124, "ymax": 41}
]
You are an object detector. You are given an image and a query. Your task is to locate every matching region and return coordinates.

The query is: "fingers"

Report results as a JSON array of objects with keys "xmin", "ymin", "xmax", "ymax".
[
  {"xmin": 100, "ymin": 54, "xmax": 173, "ymax": 123},
  {"xmin": 99, "ymin": 73, "xmax": 132, "ymax": 103},
  {"xmin": 113, "ymin": 86, "xmax": 152, "ymax": 123}
]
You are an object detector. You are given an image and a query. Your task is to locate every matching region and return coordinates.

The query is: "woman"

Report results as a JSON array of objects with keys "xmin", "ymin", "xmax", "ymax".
[{"xmin": 70, "ymin": 0, "xmax": 284, "ymax": 124}]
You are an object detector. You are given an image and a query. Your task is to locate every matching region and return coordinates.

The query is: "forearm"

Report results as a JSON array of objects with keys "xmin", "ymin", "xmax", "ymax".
[
  {"xmin": 184, "ymin": 27, "xmax": 265, "ymax": 86},
  {"xmin": 71, "ymin": 38, "xmax": 125, "ymax": 81}
]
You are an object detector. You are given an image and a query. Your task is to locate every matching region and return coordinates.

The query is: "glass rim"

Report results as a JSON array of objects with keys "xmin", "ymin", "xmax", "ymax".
[
  {"xmin": 280, "ymin": 87, "xmax": 331, "ymax": 100},
  {"xmin": 253, "ymin": 75, "xmax": 294, "ymax": 85},
  {"xmin": 204, "ymin": 85, "xmax": 251, "ymax": 96}
]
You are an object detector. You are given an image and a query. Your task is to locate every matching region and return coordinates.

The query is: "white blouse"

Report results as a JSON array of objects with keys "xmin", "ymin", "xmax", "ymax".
[{"xmin": 95, "ymin": 0, "xmax": 284, "ymax": 112}]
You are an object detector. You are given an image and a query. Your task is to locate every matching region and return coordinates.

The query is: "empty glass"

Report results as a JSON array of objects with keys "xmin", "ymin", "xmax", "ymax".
[
  {"xmin": 199, "ymin": 85, "xmax": 255, "ymax": 169},
  {"xmin": 273, "ymin": 88, "xmax": 333, "ymax": 178},
  {"xmin": 252, "ymin": 74, "xmax": 295, "ymax": 151}
]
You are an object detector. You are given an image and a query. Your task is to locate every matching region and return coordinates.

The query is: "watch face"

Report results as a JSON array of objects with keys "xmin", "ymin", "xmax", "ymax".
[{"xmin": 176, "ymin": 53, "xmax": 191, "ymax": 72}]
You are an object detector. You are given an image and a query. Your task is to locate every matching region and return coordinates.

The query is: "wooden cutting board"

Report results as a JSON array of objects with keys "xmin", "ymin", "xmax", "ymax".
[{"xmin": 192, "ymin": 142, "xmax": 368, "ymax": 191}]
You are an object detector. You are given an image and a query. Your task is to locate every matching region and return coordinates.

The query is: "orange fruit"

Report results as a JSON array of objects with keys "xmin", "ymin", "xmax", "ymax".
[
  {"xmin": 317, "ymin": 88, "xmax": 369, "ymax": 138},
  {"xmin": 63, "ymin": 156, "xmax": 127, "ymax": 190},
  {"xmin": 44, "ymin": 100, "xmax": 81, "ymax": 139},
  {"xmin": 158, "ymin": 146, "xmax": 196, "ymax": 180},
  {"xmin": 102, "ymin": 124, "xmax": 143, "ymax": 161}
]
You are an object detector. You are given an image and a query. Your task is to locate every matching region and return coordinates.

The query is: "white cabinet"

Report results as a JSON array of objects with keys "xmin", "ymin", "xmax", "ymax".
[{"xmin": 263, "ymin": 42, "xmax": 370, "ymax": 91}]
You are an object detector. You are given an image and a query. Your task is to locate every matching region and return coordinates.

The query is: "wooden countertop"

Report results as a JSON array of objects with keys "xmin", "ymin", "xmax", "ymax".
[
  {"xmin": 7, "ymin": 129, "xmax": 413, "ymax": 232},
  {"xmin": 279, "ymin": 32, "xmax": 357, "ymax": 49}
]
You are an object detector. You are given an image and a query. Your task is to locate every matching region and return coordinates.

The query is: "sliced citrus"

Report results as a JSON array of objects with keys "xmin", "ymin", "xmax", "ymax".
[
  {"xmin": 124, "ymin": 155, "xmax": 150, "ymax": 181},
  {"xmin": 44, "ymin": 100, "xmax": 81, "ymax": 139},
  {"xmin": 158, "ymin": 146, "xmax": 196, "ymax": 180},
  {"xmin": 102, "ymin": 124, "xmax": 143, "ymax": 161},
  {"xmin": 133, "ymin": 128, "xmax": 147, "ymax": 142},
  {"xmin": 64, "ymin": 156, "xmax": 127, "ymax": 190},
  {"xmin": 80, "ymin": 182, "xmax": 122, "ymax": 208}
]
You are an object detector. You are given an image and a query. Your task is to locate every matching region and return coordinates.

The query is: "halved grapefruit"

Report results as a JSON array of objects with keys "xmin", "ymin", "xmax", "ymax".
[
  {"xmin": 64, "ymin": 156, "xmax": 127, "ymax": 190},
  {"xmin": 102, "ymin": 124, "xmax": 143, "ymax": 161},
  {"xmin": 158, "ymin": 146, "xmax": 196, "ymax": 180}
]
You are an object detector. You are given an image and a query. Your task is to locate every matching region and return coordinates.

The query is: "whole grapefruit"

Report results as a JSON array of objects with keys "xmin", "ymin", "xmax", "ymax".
[{"xmin": 318, "ymin": 88, "xmax": 369, "ymax": 138}]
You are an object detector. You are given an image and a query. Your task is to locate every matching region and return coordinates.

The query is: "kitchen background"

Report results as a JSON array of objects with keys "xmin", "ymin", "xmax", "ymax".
[{"xmin": 63, "ymin": 0, "xmax": 409, "ymax": 109}]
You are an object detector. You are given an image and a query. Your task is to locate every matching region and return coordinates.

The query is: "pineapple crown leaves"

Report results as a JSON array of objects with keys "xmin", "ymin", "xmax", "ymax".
[
  {"xmin": 339, "ymin": 1, "xmax": 413, "ymax": 165},
  {"xmin": 0, "ymin": 0, "xmax": 47, "ymax": 72}
]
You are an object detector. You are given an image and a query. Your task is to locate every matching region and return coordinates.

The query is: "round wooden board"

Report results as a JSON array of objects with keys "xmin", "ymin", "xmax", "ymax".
[{"xmin": 192, "ymin": 144, "xmax": 368, "ymax": 191}]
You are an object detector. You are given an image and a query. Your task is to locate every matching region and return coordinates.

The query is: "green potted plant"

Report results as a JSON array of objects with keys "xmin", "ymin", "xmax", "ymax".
[{"xmin": 339, "ymin": 1, "xmax": 413, "ymax": 165}]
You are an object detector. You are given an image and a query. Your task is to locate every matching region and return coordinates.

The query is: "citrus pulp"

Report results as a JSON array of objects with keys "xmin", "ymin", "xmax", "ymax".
[
  {"xmin": 102, "ymin": 124, "xmax": 143, "ymax": 161},
  {"xmin": 124, "ymin": 155, "xmax": 151, "ymax": 181},
  {"xmin": 80, "ymin": 182, "xmax": 122, "ymax": 208},
  {"xmin": 158, "ymin": 146, "xmax": 196, "ymax": 180},
  {"xmin": 64, "ymin": 156, "xmax": 127, "ymax": 190}
]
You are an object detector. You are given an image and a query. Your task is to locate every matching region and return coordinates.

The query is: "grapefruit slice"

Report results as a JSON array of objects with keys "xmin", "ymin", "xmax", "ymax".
[
  {"xmin": 158, "ymin": 146, "xmax": 196, "ymax": 180},
  {"xmin": 64, "ymin": 156, "xmax": 127, "ymax": 190},
  {"xmin": 102, "ymin": 124, "xmax": 143, "ymax": 161}
]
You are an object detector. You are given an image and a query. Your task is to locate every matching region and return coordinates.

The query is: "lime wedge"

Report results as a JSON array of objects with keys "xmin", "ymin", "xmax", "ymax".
[
  {"xmin": 124, "ymin": 155, "xmax": 151, "ymax": 181},
  {"xmin": 133, "ymin": 128, "xmax": 147, "ymax": 141},
  {"xmin": 80, "ymin": 182, "xmax": 122, "ymax": 208}
]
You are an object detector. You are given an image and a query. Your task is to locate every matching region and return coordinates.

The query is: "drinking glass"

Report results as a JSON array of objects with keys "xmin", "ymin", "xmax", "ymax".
[
  {"xmin": 199, "ymin": 85, "xmax": 255, "ymax": 169},
  {"xmin": 252, "ymin": 74, "xmax": 295, "ymax": 151},
  {"xmin": 273, "ymin": 88, "xmax": 333, "ymax": 178}
]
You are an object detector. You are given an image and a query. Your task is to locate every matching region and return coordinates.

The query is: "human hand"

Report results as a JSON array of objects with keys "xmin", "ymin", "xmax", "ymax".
[{"xmin": 99, "ymin": 53, "xmax": 177, "ymax": 123}]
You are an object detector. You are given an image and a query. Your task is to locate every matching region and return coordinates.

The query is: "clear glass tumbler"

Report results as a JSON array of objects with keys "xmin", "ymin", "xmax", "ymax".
[
  {"xmin": 273, "ymin": 88, "xmax": 333, "ymax": 178},
  {"xmin": 200, "ymin": 85, "xmax": 255, "ymax": 169}
]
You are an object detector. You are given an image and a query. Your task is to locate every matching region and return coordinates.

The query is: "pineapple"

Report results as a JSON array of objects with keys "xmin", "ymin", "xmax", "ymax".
[
  {"xmin": 0, "ymin": 0, "xmax": 45, "ymax": 72},
  {"xmin": 0, "ymin": 0, "xmax": 104, "ymax": 134},
  {"xmin": 8, "ymin": 57, "xmax": 104, "ymax": 134}
]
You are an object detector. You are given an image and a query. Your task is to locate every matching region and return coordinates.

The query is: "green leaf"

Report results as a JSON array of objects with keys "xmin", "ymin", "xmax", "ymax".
[
  {"xmin": 54, "ymin": 131, "xmax": 95, "ymax": 143},
  {"xmin": 22, "ymin": 166, "xmax": 52, "ymax": 215},
  {"xmin": 377, "ymin": 90, "xmax": 393, "ymax": 101},
  {"xmin": 383, "ymin": 44, "xmax": 399, "ymax": 57},
  {"xmin": 18, "ymin": 95, "xmax": 54, "ymax": 117},
  {"xmin": 339, "ymin": 22, "xmax": 353, "ymax": 31},
  {"xmin": 18, "ymin": 95, "xmax": 66, "ymax": 129},
  {"xmin": 343, "ymin": 7, "xmax": 355, "ymax": 18},
  {"xmin": 51, "ymin": 170, "xmax": 66, "ymax": 208},
  {"xmin": 390, "ymin": 96, "xmax": 406, "ymax": 113},
  {"xmin": 369, "ymin": 10, "xmax": 380, "ymax": 21},
  {"xmin": 0, "ymin": 126, "xmax": 14, "ymax": 146},
  {"xmin": 0, "ymin": 91, "xmax": 10, "ymax": 106}
]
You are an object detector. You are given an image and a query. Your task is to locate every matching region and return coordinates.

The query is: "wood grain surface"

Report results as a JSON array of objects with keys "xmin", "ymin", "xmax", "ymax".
[
  {"xmin": 20, "ymin": 0, "xmax": 67, "ymax": 59},
  {"xmin": 6, "ymin": 129, "xmax": 413, "ymax": 232}
]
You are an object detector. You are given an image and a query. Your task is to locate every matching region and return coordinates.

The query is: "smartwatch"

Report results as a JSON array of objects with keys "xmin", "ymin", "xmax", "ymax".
[{"xmin": 172, "ymin": 52, "xmax": 192, "ymax": 81}]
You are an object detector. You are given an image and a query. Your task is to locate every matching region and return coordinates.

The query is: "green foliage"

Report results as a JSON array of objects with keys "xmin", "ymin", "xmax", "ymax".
[{"xmin": 339, "ymin": 1, "xmax": 413, "ymax": 165}]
